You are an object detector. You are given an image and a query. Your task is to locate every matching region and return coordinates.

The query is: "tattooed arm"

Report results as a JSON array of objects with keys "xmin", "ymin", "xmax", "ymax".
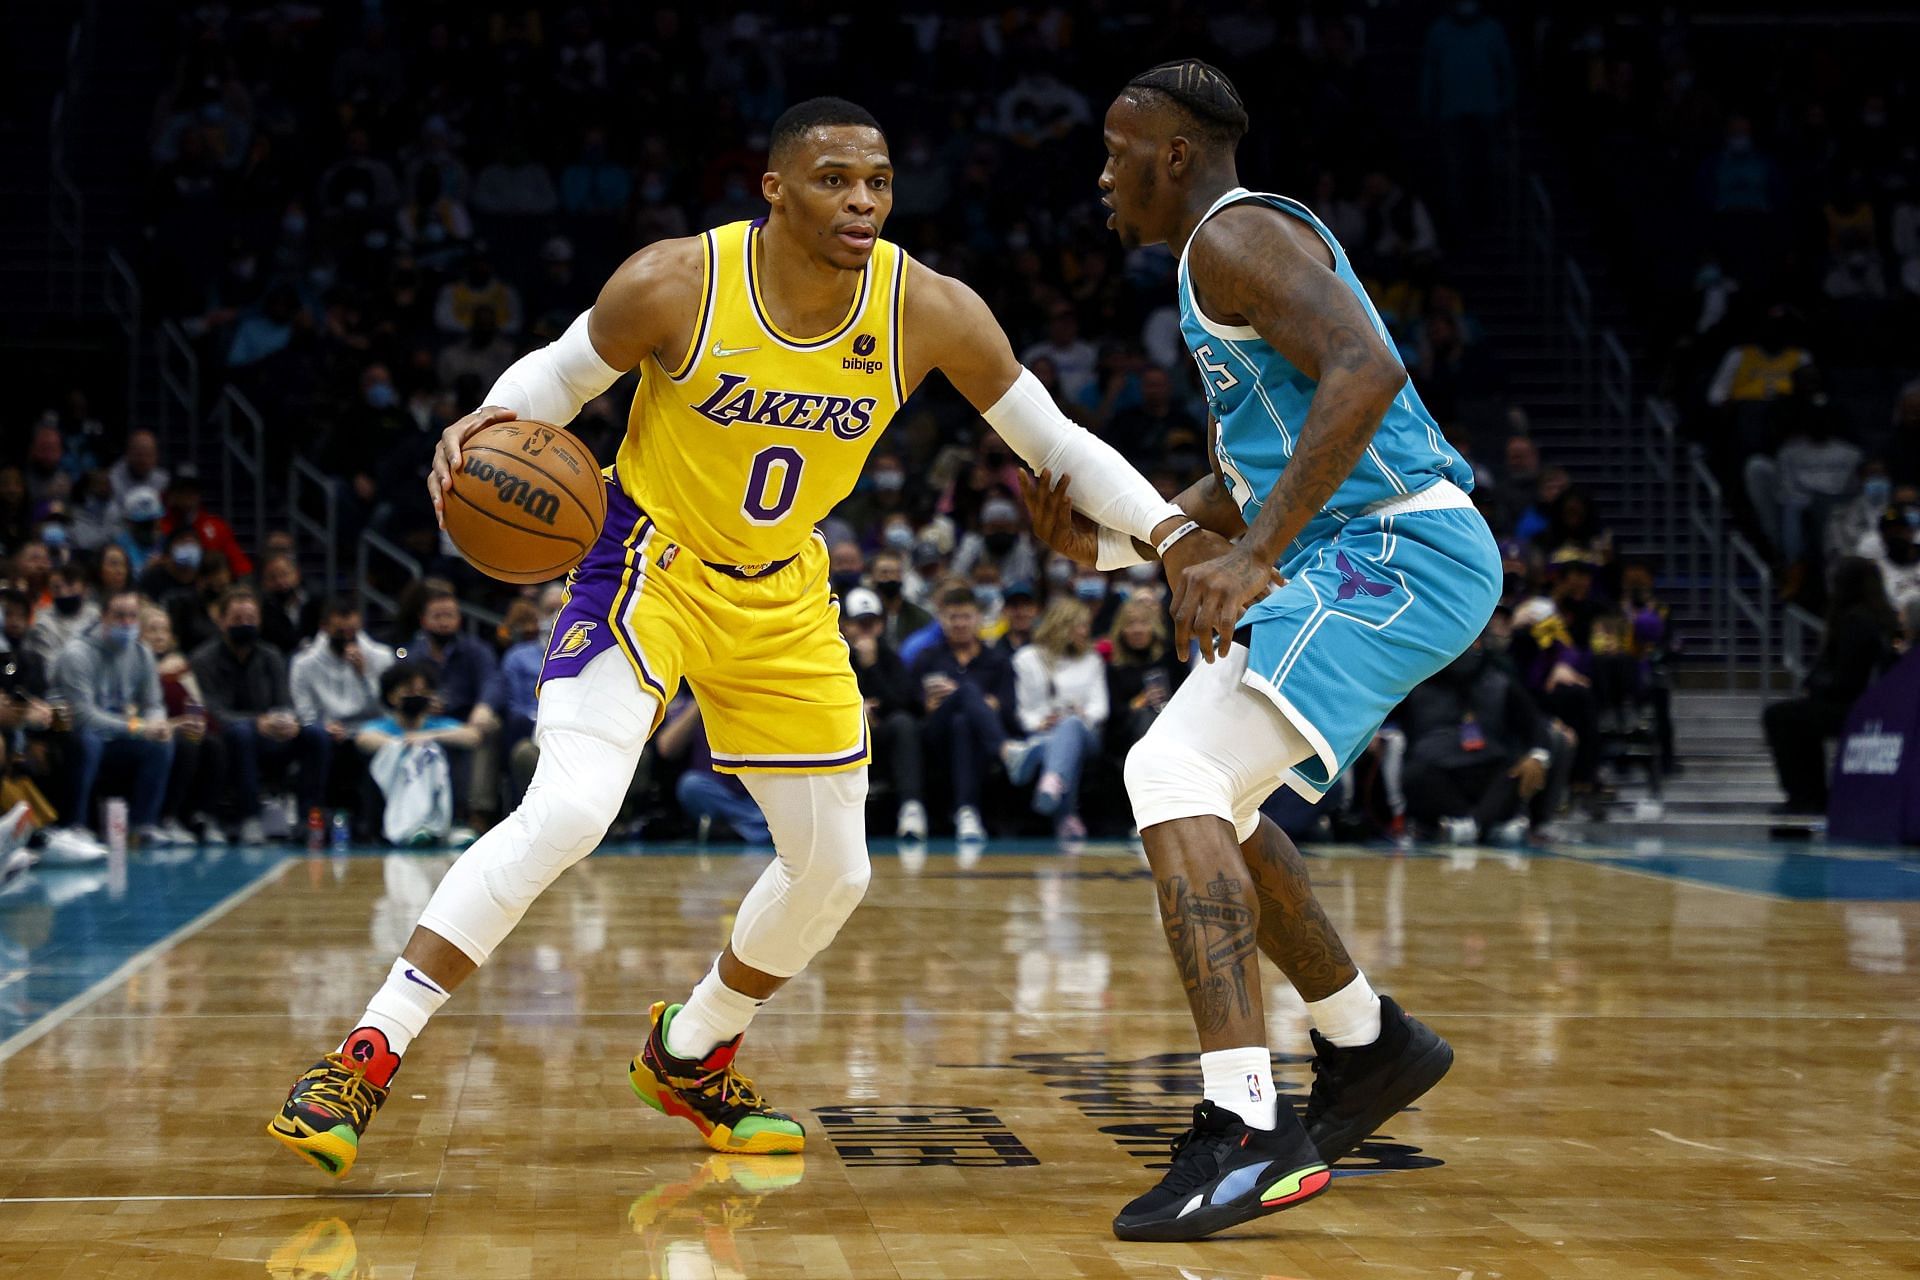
[{"xmin": 1169, "ymin": 206, "xmax": 1408, "ymax": 658}]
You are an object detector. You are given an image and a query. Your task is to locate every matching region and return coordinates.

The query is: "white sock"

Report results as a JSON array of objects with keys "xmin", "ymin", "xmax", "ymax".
[
  {"xmin": 665, "ymin": 963, "xmax": 765, "ymax": 1061},
  {"xmin": 1200, "ymin": 1045, "xmax": 1278, "ymax": 1130},
  {"xmin": 1306, "ymin": 972, "xmax": 1382, "ymax": 1047},
  {"xmin": 343, "ymin": 957, "xmax": 451, "ymax": 1059}
]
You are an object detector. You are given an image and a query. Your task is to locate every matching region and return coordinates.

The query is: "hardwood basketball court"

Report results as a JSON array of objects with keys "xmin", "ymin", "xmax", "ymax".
[{"xmin": 0, "ymin": 838, "xmax": 1915, "ymax": 1278}]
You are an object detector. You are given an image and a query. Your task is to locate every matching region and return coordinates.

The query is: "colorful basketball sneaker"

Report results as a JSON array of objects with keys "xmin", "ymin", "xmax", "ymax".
[
  {"xmin": 1304, "ymin": 995, "xmax": 1453, "ymax": 1163},
  {"xmin": 266, "ymin": 1027, "xmax": 399, "ymax": 1178},
  {"xmin": 1111, "ymin": 1100, "xmax": 1330, "ymax": 1242},
  {"xmin": 629, "ymin": 1001, "xmax": 805, "ymax": 1154}
]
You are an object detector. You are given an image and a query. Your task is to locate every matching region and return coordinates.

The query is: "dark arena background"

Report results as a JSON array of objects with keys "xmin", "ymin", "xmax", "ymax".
[{"xmin": 1, "ymin": 3, "xmax": 1917, "ymax": 1277}]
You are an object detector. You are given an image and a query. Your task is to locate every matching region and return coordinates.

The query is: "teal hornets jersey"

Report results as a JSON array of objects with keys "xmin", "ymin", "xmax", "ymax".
[{"xmin": 1176, "ymin": 187, "xmax": 1471, "ymax": 575}]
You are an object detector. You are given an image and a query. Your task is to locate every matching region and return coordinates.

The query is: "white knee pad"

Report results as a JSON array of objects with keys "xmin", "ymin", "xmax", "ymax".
[
  {"xmin": 728, "ymin": 768, "xmax": 872, "ymax": 978},
  {"xmin": 1123, "ymin": 644, "xmax": 1316, "ymax": 844},
  {"xmin": 1125, "ymin": 732, "xmax": 1244, "ymax": 837},
  {"xmin": 417, "ymin": 651, "xmax": 657, "ymax": 965}
]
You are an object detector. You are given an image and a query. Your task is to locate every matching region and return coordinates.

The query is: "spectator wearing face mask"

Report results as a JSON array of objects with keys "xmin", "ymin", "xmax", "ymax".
[
  {"xmin": 827, "ymin": 539, "xmax": 866, "ymax": 600},
  {"xmin": 259, "ymin": 553, "xmax": 321, "ymax": 653},
  {"xmin": 25, "ymin": 562, "xmax": 99, "ymax": 664},
  {"xmin": 192, "ymin": 585, "xmax": 329, "ymax": 843},
  {"xmin": 52, "ymin": 590, "xmax": 176, "ymax": 846},
  {"xmin": 137, "ymin": 526, "xmax": 204, "ymax": 619},
  {"xmin": 157, "ymin": 467, "xmax": 251, "ymax": 578},
  {"xmin": 358, "ymin": 662, "xmax": 484, "ymax": 846},
  {"xmin": 952, "ymin": 496, "xmax": 1039, "ymax": 588},
  {"xmin": 1856, "ymin": 499, "xmax": 1920, "ymax": 613},
  {"xmin": 864, "ymin": 548, "xmax": 931, "ymax": 649},
  {"xmin": 406, "ymin": 586, "xmax": 497, "ymax": 723},
  {"xmin": 291, "ymin": 596, "xmax": 396, "ymax": 826},
  {"xmin": 836, "ymin": 454, "xmax": 912, "ymax": 545}
]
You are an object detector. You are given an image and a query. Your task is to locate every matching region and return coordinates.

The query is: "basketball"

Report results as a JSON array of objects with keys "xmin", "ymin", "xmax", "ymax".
[{"xmin": 442, "ymin": 420, "xmax": 605, "ymax": 584}]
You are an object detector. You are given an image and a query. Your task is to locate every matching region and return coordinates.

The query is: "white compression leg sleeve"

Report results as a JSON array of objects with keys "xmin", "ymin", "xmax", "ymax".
[
  {"xmin": 1123, "ymin": 643, "xmax": 1318, "ymax": 844},
  {"xmin": 726, "ymin": 769, "xmax": 873, "ymax": 978},
  {"xmin": 981, "ymin": 367, "xmax": 1183, "ymax": 545},
  {"xmin": 416, "ymin": 649, "xmax": 656, "ymax": 964},
  {"xmin": 482, "ymin": 309, "xmax": 623, "ymax": 424}
]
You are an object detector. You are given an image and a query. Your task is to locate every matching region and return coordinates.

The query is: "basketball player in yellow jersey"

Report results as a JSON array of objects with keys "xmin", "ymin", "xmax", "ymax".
[{"xmin": 269, "ymin": 97, "xmax": 1234, "ymax": 1178}]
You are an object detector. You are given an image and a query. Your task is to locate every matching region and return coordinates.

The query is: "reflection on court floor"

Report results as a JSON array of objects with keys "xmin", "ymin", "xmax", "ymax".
[{"xmin": 0, "ymin": 838, "xmax": 1914, "ymax": 1278}]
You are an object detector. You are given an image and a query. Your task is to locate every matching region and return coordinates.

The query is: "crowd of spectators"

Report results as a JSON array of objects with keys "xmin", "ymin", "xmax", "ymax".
[
  {"xmin": 1544, "ymin": 13, "xmax": 1919, "ymax": 613},
  {"xmin": 1, "ymin": 5, "xmax": 1749, "ymax": 851},
  {"xmin": 1537, "ymin": 11, "xmax": 1919, "ymax": 811}
]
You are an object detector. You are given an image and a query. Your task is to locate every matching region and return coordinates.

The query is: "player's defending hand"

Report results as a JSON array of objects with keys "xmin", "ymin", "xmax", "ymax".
[
  {"xmin": 428, "ymin": 405, "xmax": 519, "ymax": 529},
  {"xmin": 1169, "ymin": 542, "xmax": 1284, "ymax": 663},
  {"xmin": 1020, "ymin": 468, "xmax": 1100, "ymax": 565}
]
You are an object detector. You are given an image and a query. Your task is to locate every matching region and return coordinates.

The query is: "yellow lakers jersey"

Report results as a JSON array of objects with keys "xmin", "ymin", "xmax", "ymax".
[{"xmin": 617, "ymin": 220, "xmax": 908, "ymax": 565}]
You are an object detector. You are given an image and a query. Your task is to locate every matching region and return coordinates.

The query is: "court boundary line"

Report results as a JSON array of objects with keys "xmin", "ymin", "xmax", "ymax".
[
  {"xmin": 0, "ymin": 858, "xmax": 289, "ymax": 1066},
  {"xmin": 0, "ymin": 1191, "xmax": 431, "ymax": 1204}
]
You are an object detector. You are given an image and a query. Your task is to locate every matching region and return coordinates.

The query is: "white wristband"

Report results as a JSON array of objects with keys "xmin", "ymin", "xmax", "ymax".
[
  {"xmin": 1154, "ymin": 520, "xmax": 1201, "ymax": 558},
  {"xmin": 1095, "ymin": 524, "xmax": 1149, "ymax": 571}
]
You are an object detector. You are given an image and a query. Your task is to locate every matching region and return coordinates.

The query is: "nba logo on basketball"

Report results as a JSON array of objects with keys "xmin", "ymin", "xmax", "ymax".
[{"xmin": 843, "ymin": 333, "xmax": 883, "ymax": 374}]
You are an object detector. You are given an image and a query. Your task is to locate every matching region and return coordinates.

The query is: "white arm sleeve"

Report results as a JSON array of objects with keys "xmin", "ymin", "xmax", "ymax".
[
  {"xmin": 483, "ymin": 309, "xmax": 623, "ymax": 425},
  {"xmin": 1096, "ymin": 524, "xmax": 1150, "ymax": 571},
  {"xmin": 982, "ymin": 367, "xmax": 1184, "ymax": 544}
]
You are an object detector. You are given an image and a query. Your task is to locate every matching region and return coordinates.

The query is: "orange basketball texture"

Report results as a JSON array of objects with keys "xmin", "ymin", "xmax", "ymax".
[{"xmin": 442, "ymin": 421, "xmax": 606, "ymax": 584}]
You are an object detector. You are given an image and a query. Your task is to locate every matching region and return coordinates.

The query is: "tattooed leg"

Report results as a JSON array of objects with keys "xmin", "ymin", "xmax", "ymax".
[
  {"xmin": 1239, "ymin": 816, "xmax": 1358, "ymax": 1003},
  {"xmin": 1142, "ymin": 815, "xmax": 1265, "ymax": 1051}
]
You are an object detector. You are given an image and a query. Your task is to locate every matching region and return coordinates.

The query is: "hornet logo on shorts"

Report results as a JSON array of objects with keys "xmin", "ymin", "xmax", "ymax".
[
  {"xmin": 690, "ymin": 372, "xmax": 877, "ymax": 439},
  {"xmin": 1334, "ymin": 552, "xmax": 1395, "ymax": 602},
  {"xmin": 549, "ymin": 620, "xmax": 597, "ymax": 659}
]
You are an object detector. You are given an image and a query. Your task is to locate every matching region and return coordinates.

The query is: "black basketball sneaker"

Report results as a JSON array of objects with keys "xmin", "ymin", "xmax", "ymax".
[
  {"xmin": 1111, "ymin": 1100, "xmax": 1331, "ymax": 1242},
  {"xmin": 1304, "ymin": 995, "xmax": 1453, "ymax": 1163}
]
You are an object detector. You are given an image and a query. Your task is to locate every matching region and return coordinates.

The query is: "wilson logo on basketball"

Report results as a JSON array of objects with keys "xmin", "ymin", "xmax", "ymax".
[{"xmin": 461, "ymin": 457, "xmax": 562, "ymax": 526}]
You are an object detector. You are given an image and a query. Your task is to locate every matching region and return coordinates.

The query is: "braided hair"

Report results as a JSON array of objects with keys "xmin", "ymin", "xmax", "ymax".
[{"xmin": 1124, "ymin": 59, "xmax": 1249, "ymax": 146}]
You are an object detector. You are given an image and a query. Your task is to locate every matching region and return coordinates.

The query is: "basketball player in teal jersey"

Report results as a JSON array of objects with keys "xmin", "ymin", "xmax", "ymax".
[{"xmin": 1027, "ymin": 59, "xmax": 1499, "ymax": 1241}]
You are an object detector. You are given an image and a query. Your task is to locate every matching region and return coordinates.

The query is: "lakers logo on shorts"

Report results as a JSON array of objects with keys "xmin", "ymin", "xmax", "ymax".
[{"xmin": 550, "ymin": 620, "xmax": 597, "ymax": 660}]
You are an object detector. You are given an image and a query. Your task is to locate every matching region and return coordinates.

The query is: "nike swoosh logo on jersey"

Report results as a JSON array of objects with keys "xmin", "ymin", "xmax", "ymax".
[{"xmin": 711, "ymin": 340, "xmax": 760, "ymax": 358}]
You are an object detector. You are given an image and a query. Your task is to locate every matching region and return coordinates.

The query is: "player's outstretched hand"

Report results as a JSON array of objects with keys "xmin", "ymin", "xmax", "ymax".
[
  {"xmin": 1019, "ymin": 468, "xmax": 1101, "ymax": 566},
  {"xmin": 428, "ymin": 405, "xmax": 519, "ymax": 529},
  {"xmin": 1168, "ymin": 541, "xmax": 1284, "ymax": 663}
]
